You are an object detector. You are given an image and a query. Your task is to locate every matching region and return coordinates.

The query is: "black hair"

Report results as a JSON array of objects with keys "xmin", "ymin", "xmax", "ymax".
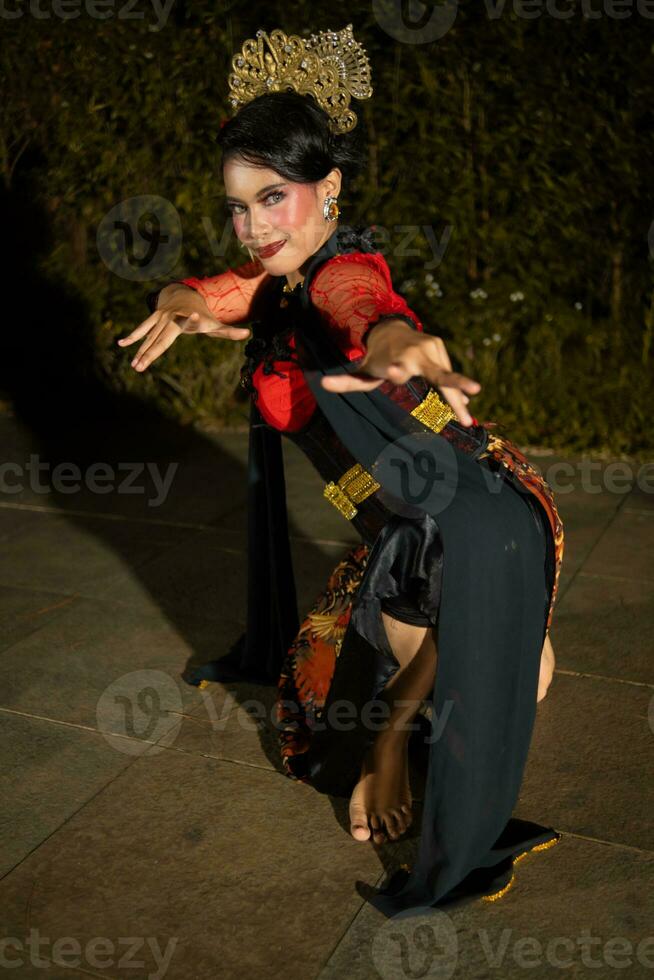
[{"xmin": 217, "ymin": 90, "xmax": 367, "ymax": 188}]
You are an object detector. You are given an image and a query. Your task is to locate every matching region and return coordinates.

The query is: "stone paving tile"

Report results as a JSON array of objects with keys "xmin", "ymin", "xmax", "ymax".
[
  {"xmin": 553, "ymin": 573, "xmax": 654, "ymax": 684},
  {"xmin": 0, "ymin": 512, "xmax": 197, "ymax": 597},
  {"xmin": 169, "ymin": 680, "xmax": 282, "ymax": 775},
  {"xmin": 98, "ymin": 538, "xmax": 249, "ymax": 621},
  {"xmin": 581, "ymin": 508, "xmax": 654, "ymax": 583},
  {"xmin": 0, "ymin": 713, "xmax": 141, "ymax": 878},
  {"xmin": 547, "ymin": 498, "xmax": 624, "ymax": 607},
  {"xmin": 201, "ymin": 508, "xmax": 247, "ymax": 546},
  {"xmin": 519, "ymin": 673, "xmax": 653, "ymax": 852},
  {"xmin": 99, "ymin": 530, "xmax": 351, "ymax": 626},
  {"xmin": 526, "ymin": 453, "xmax": 641, "ymax": 504},
  {"xmin": 0, "ymin": 586, "xmax": 79, "ymax": 655},
  {"xmin": 0, "ymin": 505, "xmax": 40, "ymax": 543},
  {"xmin": 0, "ymin": 597, "xmax": 218, "ymax": 731},
  {"xmin": 0, "ymin": 416, "xmax": 249, "ymax": 526},
  {"xmin": 318, "ymin": 836, "xmax": 654, "ymax": 980},
  {"xmin": 211, "ymin": 498, "xmax": 360, "ymax": 550},
  {"xmin": 0, "ymin": 956, "xmax": 109, "ymax": 980},
  {"xmin": 624, "ymin": 476, "xmax": 654, "ymax": 512},
  {"xmin": 0, "ymin": 746, "xmax": 384, "ymax": 980},
  {"xmin": 286, "ymin": 497, "xmax": 362, "ymax": 547},
  {"xmin": 1, "ymin": 414, "xmax": 650, "ymax": 979},
  {"xmin": 201, "ymin": 427, "xmax": 250, "ymax": 464}
]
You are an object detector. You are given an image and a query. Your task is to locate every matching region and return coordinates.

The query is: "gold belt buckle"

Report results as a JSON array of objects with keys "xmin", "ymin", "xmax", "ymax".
[
  {"xmin": 323, "ymin": 463, "xmax": 381, "ymax": 520},
  {"xmin": 410, "ymin": 388, "xmax": 458, "ymax": 431},
  {"xmin": 323, "ymin": 389, "xmax": 457, "ymax": 521}
]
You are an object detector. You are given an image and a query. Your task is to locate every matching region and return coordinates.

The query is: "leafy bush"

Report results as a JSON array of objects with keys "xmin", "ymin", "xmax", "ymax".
[{"xmin": 2, "ymin": 4, "xmax": 653, "ymax": 451}]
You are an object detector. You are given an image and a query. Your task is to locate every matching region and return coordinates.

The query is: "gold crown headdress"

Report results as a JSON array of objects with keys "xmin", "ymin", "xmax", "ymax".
[{"xmin": 226, "ymin": 23, "xmax": 373, "ymax": 135}]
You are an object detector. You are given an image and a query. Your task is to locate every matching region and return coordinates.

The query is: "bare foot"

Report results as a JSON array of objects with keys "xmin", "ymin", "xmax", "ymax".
[
  {"xmin": 537, "ymin": 633, "xmax": 556, "ymax": 702},
  {"xmin": 349, "ymin": 732, "xmax": 413, "ymax": 844}
]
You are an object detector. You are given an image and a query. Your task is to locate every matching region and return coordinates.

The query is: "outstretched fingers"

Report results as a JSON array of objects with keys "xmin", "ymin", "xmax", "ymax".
[
  {"xmin": 321, "ymin": 372, "xmax": 385, "ymax": 392},
  {"xmin": 129, "ymin": 321, "xmax": 177, "ymax": 371},
  {"xmin": 116, "ymin": 310, "xmax": 161, "ymax": 347}
]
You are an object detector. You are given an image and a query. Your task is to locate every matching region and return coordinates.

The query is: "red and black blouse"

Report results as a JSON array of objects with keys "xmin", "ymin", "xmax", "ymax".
[{"xmin": 175, "ymin": 250, "xmax": 426, "ymax": 432}]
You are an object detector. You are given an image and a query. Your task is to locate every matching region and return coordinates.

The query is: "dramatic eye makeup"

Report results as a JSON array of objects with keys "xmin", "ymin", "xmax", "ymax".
[{"xmin": 225, "ymin": 185, "xmax": 287, "ymax": 215}]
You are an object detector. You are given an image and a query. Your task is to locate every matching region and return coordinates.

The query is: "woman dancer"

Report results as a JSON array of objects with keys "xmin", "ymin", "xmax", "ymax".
[{"xmin": 117, "ymin": 25, "xmax": 564, "ymax": 917}]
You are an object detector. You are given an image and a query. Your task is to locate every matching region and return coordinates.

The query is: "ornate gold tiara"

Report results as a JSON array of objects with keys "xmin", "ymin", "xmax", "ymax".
[{"xmin": 226, "ymin": 23, "xmax": 373, "ymax": 135}]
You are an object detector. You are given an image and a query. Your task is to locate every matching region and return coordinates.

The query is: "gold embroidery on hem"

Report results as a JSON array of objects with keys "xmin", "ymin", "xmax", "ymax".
[
  {"xmin": 480, "ymin": 834, "xmax": 562, "ymax": 903},
  {"xmin": 481, "ymin": 871, "xmax": 516, "ymax": 902},
  {"xmin": 513, "ymin": 834, "xmax": 562, "ymax": 864}
]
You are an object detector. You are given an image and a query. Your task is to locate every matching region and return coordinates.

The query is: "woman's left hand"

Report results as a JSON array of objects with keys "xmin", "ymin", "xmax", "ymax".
[{"xmin": 320, "ymin": 319, "xmax": 482, "ymax": 427}]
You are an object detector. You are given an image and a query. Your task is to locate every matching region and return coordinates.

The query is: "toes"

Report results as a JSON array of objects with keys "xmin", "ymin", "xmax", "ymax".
[
  {"xmin": 349, "ymin": 804, "xmax": 371, "ymax": 841},
  {"xmin": 370, "ymin": 814, "xmax": 387, "ymax": 845},
  {"xmin": 385, "ymin": 810, "xmax": 407, "ymax": 839}
]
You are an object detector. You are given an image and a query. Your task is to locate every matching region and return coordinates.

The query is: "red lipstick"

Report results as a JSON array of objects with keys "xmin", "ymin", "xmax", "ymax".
[{"xmin": 256, "ymin": 239, "xmax": 286, "ymax": 258}]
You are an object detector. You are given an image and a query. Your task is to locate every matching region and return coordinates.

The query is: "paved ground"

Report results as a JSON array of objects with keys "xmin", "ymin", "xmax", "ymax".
[{"xmin": 0, "ymin": 403, "xmax": 652, "ymax": 980}]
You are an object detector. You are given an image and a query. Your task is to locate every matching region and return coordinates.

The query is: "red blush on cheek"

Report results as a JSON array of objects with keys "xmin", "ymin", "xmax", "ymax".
[{"xmin": 275, "ymin": 184, "xmax": 316, "ymax": 232}]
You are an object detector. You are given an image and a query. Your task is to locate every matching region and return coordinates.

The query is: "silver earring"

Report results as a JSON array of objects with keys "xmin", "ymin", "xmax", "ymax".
[{"xmin": 323, "ymin": 196, "xmax": 340, "ymax": 221}]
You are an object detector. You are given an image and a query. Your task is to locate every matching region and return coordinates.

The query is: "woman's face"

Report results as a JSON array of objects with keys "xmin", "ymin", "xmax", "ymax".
[{"xmin": 223, "ymin": 158, "xmax": 341, "ymax": 277}]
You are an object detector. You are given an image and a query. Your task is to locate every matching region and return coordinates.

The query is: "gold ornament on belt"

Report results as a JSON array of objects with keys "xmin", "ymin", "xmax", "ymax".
[
  {"xmin": 324, "ymin": 462, "xmax": 381, "ymax": 521},
  {"xmin": 227, "ymin": 23, "xmax": 373, "ymax": 135},
  {"xmin": 323, "ymin": 388, "xmax": 458, "ymax": 520},
  {"xmin": 410, "ymin": 388, "xmax": 457, "ymax": 432}
]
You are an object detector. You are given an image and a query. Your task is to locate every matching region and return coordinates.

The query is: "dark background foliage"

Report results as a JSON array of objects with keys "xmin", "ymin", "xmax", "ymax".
[{"xmin": 2, "ymin": 1, "xmax": 653, "ymax": 452}]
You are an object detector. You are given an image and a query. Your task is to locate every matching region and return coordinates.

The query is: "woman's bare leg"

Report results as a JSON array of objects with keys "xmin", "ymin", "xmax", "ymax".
[
  {"xmin": 349, "ymin": 619, "xmax": 556, "ymax": 842},
  {"xmin": 349, "ymin": 613, "xmax": 438, "ymax": 844},
  {"xmin": 537, "ymin": 632, "xmax": 556, "ymax": 702}
]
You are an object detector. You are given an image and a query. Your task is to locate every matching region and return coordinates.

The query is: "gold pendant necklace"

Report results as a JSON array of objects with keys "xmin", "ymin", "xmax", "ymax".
[{"xmin": 280, "ymin": 278, "xmax": 303, "ymax": 308}]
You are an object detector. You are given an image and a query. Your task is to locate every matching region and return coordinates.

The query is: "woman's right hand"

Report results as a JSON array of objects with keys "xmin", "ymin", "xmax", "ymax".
[{"xmin": 116, "ymin": 290, "xmax": 252, "ymax": 372}]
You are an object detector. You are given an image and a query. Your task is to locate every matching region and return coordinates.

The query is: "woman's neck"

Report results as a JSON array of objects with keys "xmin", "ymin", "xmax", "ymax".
[{"xmin": 285, "ymin": 222, "xmax": 339, "ymax": 289}]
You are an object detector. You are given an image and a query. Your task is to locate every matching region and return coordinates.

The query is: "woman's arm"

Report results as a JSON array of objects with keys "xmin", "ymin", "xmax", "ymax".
[
  {"xmin": 118, "ymin": 265, "xmax": 259, "ymax": 372},
  {"xmin": 147, "ymin": 257, "xmax": 272, "ymax": 325},
  {"xmin": 309, "ymin": 253, "xmax": 481, "ymax": 426},
  {"xmin": 308, "ymin": 252, "xmax": 425, "ymax": 359}
]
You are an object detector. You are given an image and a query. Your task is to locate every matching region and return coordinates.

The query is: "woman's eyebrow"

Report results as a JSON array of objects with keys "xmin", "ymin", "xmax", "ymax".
[{"xmin": 225, "ymin": 182, "xmax": 287, "ymax": 204}]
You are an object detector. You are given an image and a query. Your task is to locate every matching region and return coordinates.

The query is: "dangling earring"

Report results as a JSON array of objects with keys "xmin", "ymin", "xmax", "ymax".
[{"xmin": 323, "ymin": 196, "xmax": 339, "ymax": 222}]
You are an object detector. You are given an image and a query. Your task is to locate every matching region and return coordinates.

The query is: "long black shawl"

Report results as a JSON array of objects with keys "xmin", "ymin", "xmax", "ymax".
[{"xmin": 182, "ymin": 225, "xmax": 559, "ymax": 917}]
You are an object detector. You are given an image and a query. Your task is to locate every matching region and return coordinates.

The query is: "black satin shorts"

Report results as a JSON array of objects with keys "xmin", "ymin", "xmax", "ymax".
[
  {"xmin": 360, "ymin": 510, "xmax": 444, "ymax": 630},
  {"xmin": 380, "ymin": 592, "xmax": 434, "ymax": 626}
]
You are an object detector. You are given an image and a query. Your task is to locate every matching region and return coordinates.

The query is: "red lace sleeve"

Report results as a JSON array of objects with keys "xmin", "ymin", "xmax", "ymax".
[
  {"xmin": 178, "ymin": 258, "xmax": 272, "ymax": 325},
  {"xmin": 308, "ymin": 252, "xmax": 424, "ymax": 360}
]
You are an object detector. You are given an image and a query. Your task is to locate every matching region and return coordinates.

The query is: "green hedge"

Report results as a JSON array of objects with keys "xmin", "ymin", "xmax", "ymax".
[{"xmin": 3, "ymin": 4, "xmax": 653, "ymax": 452}]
